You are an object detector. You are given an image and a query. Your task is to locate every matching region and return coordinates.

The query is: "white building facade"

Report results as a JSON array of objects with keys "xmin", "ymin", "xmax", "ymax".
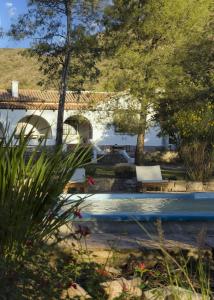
[{"xmin": 0, "ymin": 82, "xmax": 167, "ymax": 156}]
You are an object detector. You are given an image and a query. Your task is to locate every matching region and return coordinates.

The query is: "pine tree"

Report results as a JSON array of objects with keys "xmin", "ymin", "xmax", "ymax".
[{"xmin": 10, "ymin": 0, "xmax": 102, "ymax": 145}]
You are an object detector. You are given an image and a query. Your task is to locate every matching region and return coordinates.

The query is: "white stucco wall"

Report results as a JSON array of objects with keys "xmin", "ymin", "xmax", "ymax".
[
  {"xmin": 0, "ymin": 109, "xmax": 57, "ymax": 145},
  {"xmin": 145, "ymin": 126, "xmax": 164, "ymax": 147},
  {"xmin": 0, "ymin": 108, "xmax": 165, "ymax": 148}
]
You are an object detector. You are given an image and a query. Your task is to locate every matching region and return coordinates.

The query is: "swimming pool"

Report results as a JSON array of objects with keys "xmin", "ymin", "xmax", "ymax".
[{"xmin": 68, "ymin": 193, "xmax": 214, "ymax": 221}]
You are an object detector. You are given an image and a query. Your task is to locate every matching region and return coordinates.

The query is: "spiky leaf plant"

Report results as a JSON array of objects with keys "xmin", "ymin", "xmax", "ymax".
[{"xmin": 0, "ymin": 128, "xmax": 89, "ymax": 261}]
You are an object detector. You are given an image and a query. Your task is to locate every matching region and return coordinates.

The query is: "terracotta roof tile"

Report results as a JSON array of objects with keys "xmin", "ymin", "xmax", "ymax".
[{"xmin": 0, "ymin": 89, "xmax": 114, "ymax": 110}]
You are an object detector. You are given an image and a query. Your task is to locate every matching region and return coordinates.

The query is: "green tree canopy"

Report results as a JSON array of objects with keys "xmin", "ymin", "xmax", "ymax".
[
  {"xmin": 103, "ymin": 0, "xmax": 213, "ymax": 164},
  {"xmin": 10, "ymin": 0, "xmax": 103, "ymax": 145}
]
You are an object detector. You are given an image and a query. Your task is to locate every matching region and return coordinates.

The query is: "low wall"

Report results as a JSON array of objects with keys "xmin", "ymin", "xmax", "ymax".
[
  {"xmin": 167, "ymin": 181, "xmax": 214, "ymax": 192},
  {"xmin": 88, "ymin": 178, "xmax": 214, "ymax": 192},
  {"xmin": 88, "ymin": 178, "xmax": 138, "ymax": 192}
]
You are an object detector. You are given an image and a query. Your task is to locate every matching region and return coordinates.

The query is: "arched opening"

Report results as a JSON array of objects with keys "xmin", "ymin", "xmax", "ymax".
[
  {"xmin": 15, "ymin": 115, "xmax": 52, "ymax": 140},
  {"xmin": 63, "ymin": 115, "xmax": 92, "ymax": 144}
]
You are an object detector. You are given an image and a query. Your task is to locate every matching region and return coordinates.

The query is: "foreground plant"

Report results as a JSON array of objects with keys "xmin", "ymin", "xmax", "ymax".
[
  {"xmin": 0, "ymin": 129, "xmax": 90, "ymax": 261},
  {"xmin": 0, "ymin": 243, "xmax": 107, "ymax": 299},
  {"xmin": 134, "ymin": 220, "xmax": 212, "ymax": 299}
]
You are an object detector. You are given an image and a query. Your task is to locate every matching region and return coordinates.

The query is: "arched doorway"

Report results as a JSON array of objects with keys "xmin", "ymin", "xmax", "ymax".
[
  {"xmin": 15, "ymin": 115, "xmax": 52, "ymax": 140},
  {"xmin": 63, "ymin": 115, "xmax": 92, "ymax": 144}
]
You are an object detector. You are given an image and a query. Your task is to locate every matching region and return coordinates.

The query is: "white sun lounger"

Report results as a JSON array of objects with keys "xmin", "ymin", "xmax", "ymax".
[
  {"xmin": 64, "ymin": 168, "xmax": 87, "ymax": 193},
  {"xmin": 136, "ymin": 165, "xmax": 168, "ymax": 192},
  {"xmin": 70, "ymin": 168, "xmax": 86, "ymax": 183}
]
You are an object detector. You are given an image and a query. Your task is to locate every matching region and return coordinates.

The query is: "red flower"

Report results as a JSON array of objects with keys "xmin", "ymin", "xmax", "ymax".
[
  {"xmin": 87, "ymin": 176, "xmax": 95, "ymax": 185},
  {"xmin": 69, "ymin": 282, "xmax": 77, "ymax": 289},
  {"xmin": 74, "ymin": 209, "xmax": 82, "ymax": 219},
  {"xmin": 75, "ymin": 225, "xmax": 91, "ymax": 237},
  {"xmin": 138, "ymin": 262, "xmax": 146, "ymax": 271}
]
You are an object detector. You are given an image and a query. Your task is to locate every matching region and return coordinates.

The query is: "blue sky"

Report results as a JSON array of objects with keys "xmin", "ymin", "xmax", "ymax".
[
  {"xmin": 0, "ymin": 0, "xmax": 30, "ymax": 48},
  {"xmin": 0, "ymin": 0, "xmax": 110, "ymax": 48}
]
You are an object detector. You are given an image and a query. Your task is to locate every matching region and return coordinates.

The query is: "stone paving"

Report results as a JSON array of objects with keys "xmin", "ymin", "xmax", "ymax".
[
  {"xmin": 60, "ymin": 220, "xmax": 214, "ymax": 253},
  {"xmin": 85, "ymin": 232, "xmax": 199, "ymax": 251}
]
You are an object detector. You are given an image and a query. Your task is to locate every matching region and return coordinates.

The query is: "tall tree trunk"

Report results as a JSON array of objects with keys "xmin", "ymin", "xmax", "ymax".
[
  {"xmin": 135, "ymin": 111, "xmax": 146, "ymax": 165},
  {"xmin": 56, "ymin": 0, "xmax": 72, "ymax": 146},
  {"xmin": 135, "ymin": 131, "xmax": 145, "ymax": 165}
]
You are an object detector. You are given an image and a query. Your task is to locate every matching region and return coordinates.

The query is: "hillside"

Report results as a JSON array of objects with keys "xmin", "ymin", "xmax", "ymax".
[
  {"xmin": 0, "ymin": 48, "xmax": 115, "ymax": 92},
  {"xmin": 0, "ymin": 49, "xmax": 46, "ymax": 89}
]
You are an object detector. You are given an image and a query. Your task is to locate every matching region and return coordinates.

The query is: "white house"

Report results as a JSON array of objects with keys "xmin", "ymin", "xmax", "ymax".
[{"xmin": 0, "ymin": 81, "xmax": 167, "ymax": 158}]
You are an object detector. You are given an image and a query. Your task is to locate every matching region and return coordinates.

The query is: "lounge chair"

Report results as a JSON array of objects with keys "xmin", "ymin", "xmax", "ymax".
[
  {"xmin": 64, "ymin": 168, "xmax": 87, "ymax": 193},
  {"xmin": 136, "ymin": 165, "xmax": 168, "ymax": 192}
]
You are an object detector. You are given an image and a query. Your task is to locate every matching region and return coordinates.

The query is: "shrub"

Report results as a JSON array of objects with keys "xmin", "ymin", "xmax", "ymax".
[
  {"xmin": 143, "ymin": 151, "xmax": 180, "ymax": 164},
  {"xmin": 114, "ymin": 163, "xmax": 136, "ymax": 178},
  {"xmin": 0, "ymin": 130, "xmax": 90, "ymax": 261},
  {"xmin": 180, "ymin": 141, "xmax": 214, "ymax": 181},
  {"xmin": 161, "ymin": 151, "xmax": 179, "ymax": 163}
]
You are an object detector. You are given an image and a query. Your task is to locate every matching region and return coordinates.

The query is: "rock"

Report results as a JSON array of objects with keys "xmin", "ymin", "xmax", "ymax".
[
  {"xmin": 88, "ymin": 178, "xmax": 115, "ymax": 192},
  {"xmin": 164, "ymin": 181, "xmax": 175, "ymax": 192},
  {"xmin": 61, "ymin": 283, "xmax": 91, "ymax": 299},
  {"xmin": 101, "ymin": 277, "xmax": 142, "ymax": 300},
  {"xmin": 173, "ymin": 181, "xmax": 187, "ymax": 192},
  {"xmin": 186, "ymin": 181, "xmax": 204, "ymax": 192},
  {"xmin": 143, "ymin": 286, "xmax": 208, "ymax": 300},
  {"xmin": 204, "ymin": 180, "xmax": 214, "ymax": 192},
  {"xmin": 105, "ymin": 266, "xmax": 121, "ymax": 276}
]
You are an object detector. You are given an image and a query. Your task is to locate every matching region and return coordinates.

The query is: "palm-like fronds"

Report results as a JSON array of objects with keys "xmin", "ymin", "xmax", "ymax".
[{"xmin": 0, "ymin": 129, "xmax": 89, "ymax": 261}]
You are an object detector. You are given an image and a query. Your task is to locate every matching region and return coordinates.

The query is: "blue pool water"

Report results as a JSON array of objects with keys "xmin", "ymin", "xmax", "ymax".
[{"xmin": 68, "ymin": 193, "xmax": 214, "ymax": 221}]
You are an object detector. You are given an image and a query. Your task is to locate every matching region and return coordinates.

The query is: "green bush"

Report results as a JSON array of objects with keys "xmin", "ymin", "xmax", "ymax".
[
  {"xmin": 114, "ymin": 163, "xmax": 136, "ymax": 178},
  {"xmin": 0, "ymin": 130, "xmax": 89, "ymax": 262},
  {"xmin": 180, "ymin": 141, "xmax": 214, "ymax": 181},
  {"xmin": 143, "ymin": 151, "xmax": 180, "ymax": 164}
]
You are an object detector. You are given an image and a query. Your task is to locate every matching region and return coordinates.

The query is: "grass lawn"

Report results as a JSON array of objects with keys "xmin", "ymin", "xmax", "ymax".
[{"xmin": 161, "ymin": 168, "xmax": 186, "ymax": 180}]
